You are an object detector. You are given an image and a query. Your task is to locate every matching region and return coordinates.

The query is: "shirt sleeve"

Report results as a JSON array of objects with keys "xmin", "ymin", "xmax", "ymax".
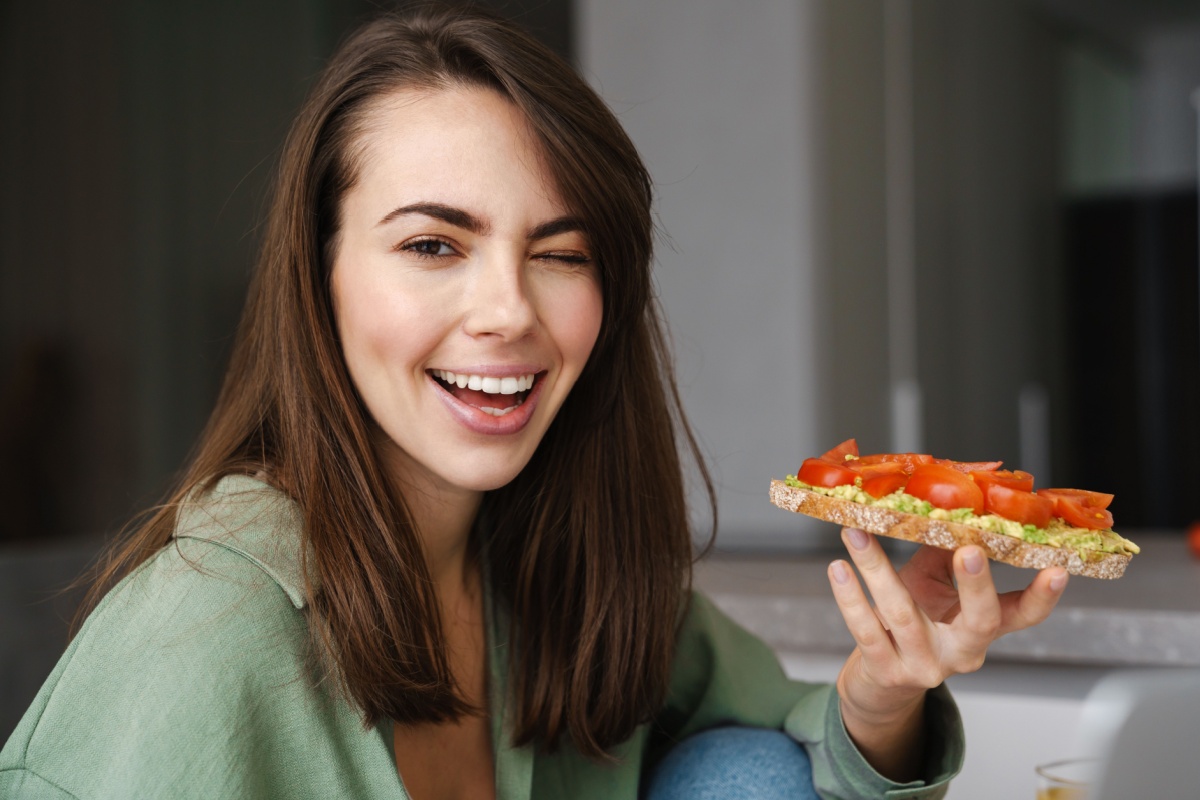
[{"xmin": 651, "ymin": 591, "xmax": 964, "ymax": 800}]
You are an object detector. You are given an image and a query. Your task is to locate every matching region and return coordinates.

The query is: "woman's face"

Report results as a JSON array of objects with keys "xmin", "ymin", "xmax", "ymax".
[{"xmin": 329, "ymin": 86, "xmax": 603, "ymax": 502}]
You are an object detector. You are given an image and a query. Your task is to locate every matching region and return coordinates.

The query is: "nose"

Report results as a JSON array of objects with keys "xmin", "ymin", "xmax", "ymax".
[{"xmin": 461, "ymin": 252, "xmax": 537, "ymax": 341}]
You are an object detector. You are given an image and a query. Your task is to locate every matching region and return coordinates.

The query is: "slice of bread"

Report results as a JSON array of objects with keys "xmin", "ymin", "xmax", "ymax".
[{"xmin": 769, "ymin": 479, "xmax": 1130, "ymax": 579}]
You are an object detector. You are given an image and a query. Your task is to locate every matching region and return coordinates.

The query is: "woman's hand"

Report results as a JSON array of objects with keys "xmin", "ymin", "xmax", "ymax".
[{"xmin": 826, "ymin": 527, "xmax": 1068, "ymax": 781}]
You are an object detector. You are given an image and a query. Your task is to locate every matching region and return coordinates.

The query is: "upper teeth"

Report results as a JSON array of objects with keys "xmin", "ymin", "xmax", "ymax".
[{"xmin": 431, "ymin": 370, "xmax": 535, "ymax": 394}]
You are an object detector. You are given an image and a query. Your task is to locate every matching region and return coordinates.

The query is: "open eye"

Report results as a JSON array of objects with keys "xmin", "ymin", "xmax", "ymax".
[{"xmin": 400, "ymin": 237, "xmax": 458, "ymax": 259}]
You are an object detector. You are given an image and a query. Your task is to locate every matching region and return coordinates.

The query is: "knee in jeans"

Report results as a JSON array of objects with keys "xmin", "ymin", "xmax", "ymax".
[{"xmin": 644, "ymin": 726, "xmax": 817, "ymax": 800}]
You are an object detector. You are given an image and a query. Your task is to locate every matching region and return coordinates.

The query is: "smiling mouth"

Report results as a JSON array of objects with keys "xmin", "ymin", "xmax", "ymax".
[{"xmin": 429, "ymin": 369, "xmax": 539, "ymax": 417}]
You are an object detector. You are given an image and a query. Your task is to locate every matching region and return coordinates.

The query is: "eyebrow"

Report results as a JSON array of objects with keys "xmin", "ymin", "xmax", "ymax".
[
  {"xmin": 377, "ymin": 202, "xmax": 489, "ymax": 233},
  {"xmin": 377, "ymin": 201, "xmax": 585, "ymax": 242},
  {"xmin": 528, "ymin": 216, "xmax": 586, "ymax": 242}
]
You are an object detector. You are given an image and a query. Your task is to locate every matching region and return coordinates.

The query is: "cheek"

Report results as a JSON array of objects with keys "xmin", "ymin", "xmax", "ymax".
[
  {"xmin": 332, "ymin": 268, "xmax": 432, "ymax": 379},
  {"xmin": 551, "ymin": 276, "xmax": 604, "ymax": 368}
]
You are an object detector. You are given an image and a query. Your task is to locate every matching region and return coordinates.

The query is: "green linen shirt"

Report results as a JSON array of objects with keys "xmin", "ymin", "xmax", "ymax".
[{"xmin": 1, "ymin": 476, "xmax": 963, "ymax": 799}]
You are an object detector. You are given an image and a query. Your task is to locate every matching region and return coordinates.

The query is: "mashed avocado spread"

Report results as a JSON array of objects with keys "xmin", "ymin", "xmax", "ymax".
[{"xmin": 783, "ymin": 475, "xmax": 1140, "ymax": 559}]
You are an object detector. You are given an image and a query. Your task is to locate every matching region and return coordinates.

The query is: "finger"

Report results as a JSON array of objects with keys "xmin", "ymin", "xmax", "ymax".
[
  {"xmin": 897, "ymin": 546, "xmax": 959, "ymax": 621},
  {"xmin": 840, "ymin": 528, "xmax": 927, "ymax": 649},
  {"xmin": 948, "ymin": 546, "xmax": 1003, "ymax": 669},
  {"xmin": 997, "ymin": 566, "xmax": 1069, "ymax": 636},
  {"xmin": 827, "ymin": 559, "xmax": 897, "ymax": 662}
]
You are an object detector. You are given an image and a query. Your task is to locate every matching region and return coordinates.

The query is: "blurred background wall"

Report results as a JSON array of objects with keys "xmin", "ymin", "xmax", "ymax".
[
  {"xmin": 581, "ymin": 0, "xmax": 1200, "ymax": 544},
  {"xmin": 0, "ymin": 0, "xmax": 570, "ymax": 547}
]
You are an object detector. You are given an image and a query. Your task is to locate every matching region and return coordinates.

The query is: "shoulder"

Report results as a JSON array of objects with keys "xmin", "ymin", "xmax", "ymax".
[
  {"xmin": 171, "ymin": 473, "xmax": 311, "ymax": 606},
  {"xmin": 73, "ymin": 473, "xmax": 312, "ymax": 692},
  {"xmin": 1, "ymin": 477, "xmax": 321, "ymax": 797},
  {"xmin": 88, "ymin": 474, "xmax": 312, "ymax": 662}
]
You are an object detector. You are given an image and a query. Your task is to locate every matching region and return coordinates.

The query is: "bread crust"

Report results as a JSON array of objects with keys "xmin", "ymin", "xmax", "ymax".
[{"xmin": 769, "ymin": 479, "xmax": 1130, "ymax": 579}]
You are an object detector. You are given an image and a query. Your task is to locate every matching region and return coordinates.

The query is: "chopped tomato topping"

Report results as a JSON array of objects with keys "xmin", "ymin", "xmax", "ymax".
[
  {"xmin": 983, "ymin": 484, "xmax": 1053, "ymax": 527},
  {"xmin": 798, "ymin": 457, "xmax": 859, "ymax": 488},
  {"xmin": 854, "ymin": 461, "xmax": 908, "ymax": 479},
  {"xmin": 854, "ymin": 452, "xmax": 934, "ymax": 474},
  {"xmin": 862, "ymin": 472, "xmax": 908, "ymax": 499},
  {"xmin": 1036, "ymin": 487, "xmax": 1113, "ymax": 511},
  {"xmin": 797, "ymin": 441, "xmax": 1119, "ymax": 531},
  {"xmin": 820, "ymin": 439, "xmax": 860, "ymax": 462},
  {"xmin": 932, "ymin": 458, "xmax": 1003, "ymax": 474},
  {"xmin": 971, "ymin": 469, "xmax": 1035, "ymax": 493},
  {"xmin": 905, "ymin": 463, "xmax": 985, "ymax": 515},
  {"xmin": 1037, "ymin": 489, "xmax": 1114, "ymax": 530}
]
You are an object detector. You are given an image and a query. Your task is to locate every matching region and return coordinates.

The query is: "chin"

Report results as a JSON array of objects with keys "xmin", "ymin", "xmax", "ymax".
[{"xmin": 443, "ymin": 455, "xmax": 535, "ymax": 494}]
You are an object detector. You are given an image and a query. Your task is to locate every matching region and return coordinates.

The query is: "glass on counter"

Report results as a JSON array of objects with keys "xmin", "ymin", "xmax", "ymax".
[{"xmin": 1035, "ymin": 758, "xmax": 1098, "ymax": 799}]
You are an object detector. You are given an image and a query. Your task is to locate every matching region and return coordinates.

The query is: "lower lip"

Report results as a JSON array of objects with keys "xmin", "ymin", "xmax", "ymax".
[{"xmin": 429, "ymin": 373, "xmax": 546, "ymax": 435}]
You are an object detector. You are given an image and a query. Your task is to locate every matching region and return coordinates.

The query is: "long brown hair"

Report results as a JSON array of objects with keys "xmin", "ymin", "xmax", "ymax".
[{"xmin": 80, "ymin": 6, "xmax": 714, "ymax": 758}]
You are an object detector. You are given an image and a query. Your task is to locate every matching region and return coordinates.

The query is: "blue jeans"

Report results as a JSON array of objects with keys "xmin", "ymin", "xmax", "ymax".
[{"xmin": 643, "ymin": 727, "xmax": 819, "ymax": 800}]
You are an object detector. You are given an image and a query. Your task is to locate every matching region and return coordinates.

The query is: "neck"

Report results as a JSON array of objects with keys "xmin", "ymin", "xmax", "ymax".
[
  {"xmin": 376, "ymin": 440, "xmax": 484, "ymax": 600},
  {"xmin": 406, "ymin": 481, "xmax": 483, "ymax": 595},
  {"xmin": 407, "ymin": 485, "xmax": 485, "ymax": 641}
]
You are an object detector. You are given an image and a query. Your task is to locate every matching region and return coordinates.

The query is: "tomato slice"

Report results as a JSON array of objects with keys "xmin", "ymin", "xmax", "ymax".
[
  {"xmin": 905, "ymin": 463, "xmax": 984, "ymax": 515},
  {"xmin": 798, "ymin": 457, "xmax": 859, "ymax": 488},
  {"xmin": 855, "ymin": 452, "xmax": 934, "ymax": 474},
  {"xmin": 983, "ymin": 484, "xmax": 1053, "ymax": 527},
  {"xmin": 1037, "ymin": 487, "xmax": 1114, "ymax": 511},
  {"xmin": 862, "ymin": 472, "xmax": 908, "ymax": 499},
  {"xmin": 1037, "ymin": 489, "xmax": 1115, "ymax": 529},
  {"xmin": 933, "ymin": 458, "xmax": 1003, "ymax": 474},
  {"xmin": 854, "ymin": 461, "xmax": 906, "ymax": 478},
  {"xmin": 1050, "ymin": 498, "xmax": 1113, "ymax": 530},
  {"xmin": 820, "ymin": 439, "xmax": 860, "ymax": 463},
  {"xmin": 971, "ymin": 469, "xmax": 1035, "ymax": 493}
]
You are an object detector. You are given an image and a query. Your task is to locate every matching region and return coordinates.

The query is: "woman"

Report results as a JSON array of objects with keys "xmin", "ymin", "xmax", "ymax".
[{"xmin": 0, "ymin": 8, "xmax": 1066, "ymax": 799}]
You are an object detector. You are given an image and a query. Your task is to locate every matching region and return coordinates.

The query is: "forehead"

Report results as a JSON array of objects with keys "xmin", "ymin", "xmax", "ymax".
[{"xmin": 344, "ymin": 85, "xmax": 565, "ymax": 217}]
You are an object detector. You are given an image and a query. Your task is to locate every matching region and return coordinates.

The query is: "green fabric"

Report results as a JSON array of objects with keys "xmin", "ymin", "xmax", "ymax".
[{"xmin": 1, "ymin": 476, "xmax": 963, "ymax": 799}]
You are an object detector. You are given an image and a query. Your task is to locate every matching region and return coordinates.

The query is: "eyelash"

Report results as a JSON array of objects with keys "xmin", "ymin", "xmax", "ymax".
[
  {"xmin": 397, "ymin": 236, "xmax": 592, "ymax": 266},
  {"xmin": 541, "ymin": 252, "xmax": 592, "ymax": 266},
  {"xmin": 399, "ymin": 237, "xmax": 458, "ymax": 259}
]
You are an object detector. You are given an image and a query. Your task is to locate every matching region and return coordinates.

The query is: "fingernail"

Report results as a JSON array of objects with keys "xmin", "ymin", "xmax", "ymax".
[
  {"xmin": 831, "ymin": 560, "xmax": 851, "ymax": 585},
  {"xmin": 847, "ymin": 528, "xmax": 869, "ymax": 550},
  {"xmin": 963, "ymin": 548, "xmax": 984, "ymax": 575},
  {"xmin": 1050, "ymin": 570, "xmax": 1068, "ymax": 592}
]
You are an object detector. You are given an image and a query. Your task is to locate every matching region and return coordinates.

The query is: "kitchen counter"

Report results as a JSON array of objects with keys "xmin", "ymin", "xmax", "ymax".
[{"xmin": 694, "ymin": 532, "xmax": 1200, "ymax": 667}]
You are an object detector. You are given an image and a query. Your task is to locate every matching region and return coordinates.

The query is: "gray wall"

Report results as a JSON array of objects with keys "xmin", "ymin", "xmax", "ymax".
[
  {"xmin": 579, "ymin": 0, "xmax": 831, "ymax": 546},
  {"xmin": 1132, "ymin": 22, "xmax": 1200, "ymax": 190},
  {"xmin": 0, "ymin": 1, "xmax": 350, "ymax": 538},
  {"xmin": 581, "ymin": 0, "xmax": 1064, "ymax": 545},
  {"xmin": 910, "ymin": 0, "xmax": 1062, "ymax": 473}
]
